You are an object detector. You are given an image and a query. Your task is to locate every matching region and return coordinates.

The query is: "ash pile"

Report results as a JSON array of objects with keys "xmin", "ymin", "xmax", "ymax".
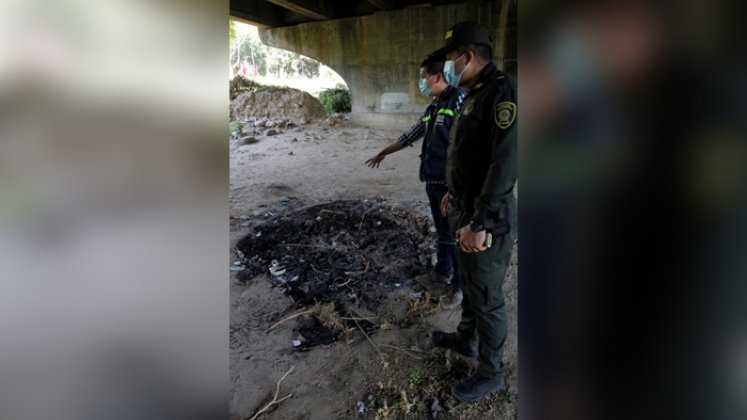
[{"xmin": 235, "ymin": 199, "xmax": 434, "ymax": 348}]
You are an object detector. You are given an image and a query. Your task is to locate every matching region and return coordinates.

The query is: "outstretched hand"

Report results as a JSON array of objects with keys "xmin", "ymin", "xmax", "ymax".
[{"xmin": 365, "ymin": 153, "xmax": 385, "ymax": 168}]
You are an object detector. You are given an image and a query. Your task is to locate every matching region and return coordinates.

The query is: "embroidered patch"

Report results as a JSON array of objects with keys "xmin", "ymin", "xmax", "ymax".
[
  {"xmin": 494, "ymin": 101, "xmax": 516, "ymax": 129},
  {"xmin": 444, "ymin": 30, "xmax": 453, "ymax": 40}
]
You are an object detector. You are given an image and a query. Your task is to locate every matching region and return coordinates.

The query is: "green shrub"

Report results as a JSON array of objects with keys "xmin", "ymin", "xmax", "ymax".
[
  {"xmin": 229, "ymin": 120, "xmax": 243, "ymax": 135},
  {"xmin": 318, "ymin": 88, "xmax": 351, "ymax": 114}
]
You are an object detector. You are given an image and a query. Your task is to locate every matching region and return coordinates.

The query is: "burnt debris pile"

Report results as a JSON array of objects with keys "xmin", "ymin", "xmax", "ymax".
[
  {"xmin": 236, "ymin": 199, "xmax": 433, "ymax": 347},
  {"xmin": 236, "ymin": 199, "xmax": 433, "ymax": 307}
]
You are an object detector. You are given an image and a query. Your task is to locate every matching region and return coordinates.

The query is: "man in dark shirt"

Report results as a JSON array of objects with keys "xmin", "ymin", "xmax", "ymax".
[
  {"xmin": 428, "ymin": 21, "xmax": 517, "ymax": 403},
  {"xmin": 366, "ymin": 57, "xmax": 466, "ymax": 309}
]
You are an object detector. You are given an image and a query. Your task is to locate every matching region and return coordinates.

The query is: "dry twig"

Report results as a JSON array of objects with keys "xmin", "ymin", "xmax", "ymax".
[
  {"xmin": 267, "ymin": 309, "xmax": 315, "ymax": 331},
  {"xmin": 249, "ymin": 366, "xmax": 295, "ymax": 420},
  {"xmin": 320, "ymin": 209, "xmax": 346, "ymax": 216},
  {"xmin": 382, "ymin": 344, "xmax": 423, "ymax": 360},
  {"xmin": 268, "ymin": 302, "xmax": 350, "ymax": 335},
  {"xmin": 351, "ymin": 316, "xmax": 386, "ymax": 364}
]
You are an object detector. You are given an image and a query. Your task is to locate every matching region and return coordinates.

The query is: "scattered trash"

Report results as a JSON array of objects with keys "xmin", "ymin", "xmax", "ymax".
[
  {"xmin": 229, "ymin": 266, "xmax": 245, "ymax": 272},
  {"xmin": 394, "ymin": 283, "xmax": 402, "ymax": 288},
  {"xmin": 429, "ymin": 398, "xmax": 441, "ymax": 419},
  {"xmin": 269, "ymin": 260, "xmax": 287, "ymax": 276},
  {"xmin": 357, "ymin": 401, "xmax": 365, "ymax": 414},
  {"xmin": 292, "ymin": 339, "xmax": 302, "ymax": 347},
  {"xmin": 408, "ymin": 292, "xmax": 423, "ymax": 300},
  {"xmin": 233, "ymin": 261, "xmax": 242, "ymax": 266},
  {"xmin": 295, "ymin": 316, "xmax": 338, "ymax": 349}
]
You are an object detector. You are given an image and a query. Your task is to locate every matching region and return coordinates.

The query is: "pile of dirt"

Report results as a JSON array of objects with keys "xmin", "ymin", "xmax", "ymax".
[
  {"xmin": 229, "ymin": 75, "xmax": 259, "ymax": 100},
  {"xmin": 234, "ymin": 199, "xmax": 434, "ymax": 347},
  {"xmin": 231, "ymin": 86, "xmax": 327, "ymax": 123}
]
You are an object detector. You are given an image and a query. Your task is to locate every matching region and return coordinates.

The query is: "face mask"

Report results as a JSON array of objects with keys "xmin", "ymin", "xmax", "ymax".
[
  {"xmin": 443, "ymin": 54, "xmax": 467, "ymax": 87},
  {"xmin": 418, "ymin": 76, "xmax": 433, "ymax": 96}
]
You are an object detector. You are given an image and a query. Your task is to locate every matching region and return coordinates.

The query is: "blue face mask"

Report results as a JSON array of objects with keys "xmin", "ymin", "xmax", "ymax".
[
  {"xmin": 418, "ymin": 77, "xmax": 432, "ymax": 96},
  {"xmin": 443, "ymin": 54, "xmax": 467, "ymax": 87}
]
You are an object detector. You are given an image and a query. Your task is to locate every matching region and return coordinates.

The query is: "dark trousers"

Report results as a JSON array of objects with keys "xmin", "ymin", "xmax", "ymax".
[
  {"xmin": 448, "ymin": 201, "xmax": 511, "ymax": 379},
  {"xmin": 425, "ymin": 183, "xmax": 459, "ymax": 289}
]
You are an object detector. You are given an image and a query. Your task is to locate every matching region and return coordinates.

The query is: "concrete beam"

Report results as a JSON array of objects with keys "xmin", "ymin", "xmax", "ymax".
[
  {"xmin": 230, "ymin": 0, "xmax": 285, "ymax": 28},
  {"xmin": 363, "ymin": 0, "xmax": 395, "ymax": 11},
  {"xmin": 265, "ymin": 0, "xmax": 332, "ymax": 21}
]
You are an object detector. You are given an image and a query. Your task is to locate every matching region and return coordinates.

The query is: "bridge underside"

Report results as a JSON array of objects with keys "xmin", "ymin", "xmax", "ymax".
[{"xmin": 231, "ymin": 1, "xmax": 516, "ymax": 130}]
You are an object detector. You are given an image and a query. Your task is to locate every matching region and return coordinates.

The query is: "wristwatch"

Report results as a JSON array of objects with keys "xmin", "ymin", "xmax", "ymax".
[{"xmin": 469, "ymin": 220, "xmax": 486, "ymax": 232}]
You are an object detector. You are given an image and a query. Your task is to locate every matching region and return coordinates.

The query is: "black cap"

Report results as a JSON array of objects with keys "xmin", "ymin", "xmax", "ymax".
[{"xmin": 428, "ymin": 21, "xmax": 493, "ymax": 60}]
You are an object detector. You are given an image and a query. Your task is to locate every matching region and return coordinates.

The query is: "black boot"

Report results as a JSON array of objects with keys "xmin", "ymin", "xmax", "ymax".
[
  {"xmin": 451, "ymin": 371, "xmax": 505, "ymax": 403},
  {"xmin": 431, "ymin": 331, "xmax": 477, "ymax": 358}
]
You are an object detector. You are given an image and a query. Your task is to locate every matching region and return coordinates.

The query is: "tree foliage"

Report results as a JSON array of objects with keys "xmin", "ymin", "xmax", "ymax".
[{"xmin": 230, "ymin": 21, "xmax": 320, "ymax": 79}]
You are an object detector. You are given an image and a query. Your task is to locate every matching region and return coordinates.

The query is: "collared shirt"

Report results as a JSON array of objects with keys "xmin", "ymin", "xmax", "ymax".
[{"xmin": 396, "ymin": 86, "xmax": 467, "ymax": 184}]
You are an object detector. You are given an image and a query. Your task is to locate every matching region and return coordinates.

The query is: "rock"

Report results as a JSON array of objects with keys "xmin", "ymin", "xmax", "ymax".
[
  {"xmin": 265, "ymin": 129, "xmax": 279, "ymax": 136},
  {"xmin": 239, "ymin": 136, "xmax": 258, "ymax": 145},
  {"xmin": 288, "ymin": 151, "xmax": 294, "ymax": 155},
  {"xmin": 300, "ymin": 118, "xmax": 309, "ymax": 125},
  {"xmin": 265, "ymin": 120, "xmax": 276, "ymax": 128},
  {"xmin": 291, "ymin": 138, "xmax": 299, "ymax": 142},
  {"xmin": 254, "ymin": 119, "xmax": 266, "ymax": 128}
]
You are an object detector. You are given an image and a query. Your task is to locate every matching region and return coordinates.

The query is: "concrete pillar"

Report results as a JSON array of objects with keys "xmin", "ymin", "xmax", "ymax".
[{"xmin": 259, "ymin": 1, "xmax": 516, "ymax": 130}]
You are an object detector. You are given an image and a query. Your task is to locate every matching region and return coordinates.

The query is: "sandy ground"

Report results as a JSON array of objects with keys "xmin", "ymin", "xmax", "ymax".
[{"xmin": 229, "ymin": 118, "xmax": 518, "ymax": 419}]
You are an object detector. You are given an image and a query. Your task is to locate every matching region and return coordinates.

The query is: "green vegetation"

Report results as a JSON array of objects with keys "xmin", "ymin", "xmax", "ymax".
[
  {"xmin": 230, "ymin": 22, "xmax": 319, "ymax": 78},
  {"xmin": 318, "ymin": 88, "xmax": 351, "ymax": 114},
  {"xmin": 408, "ymin": 367, "xmax": 420, "ymax": 383},
  {"xmin": 229, "ymin": 120, "xmax": 243, "ymax": 135}
]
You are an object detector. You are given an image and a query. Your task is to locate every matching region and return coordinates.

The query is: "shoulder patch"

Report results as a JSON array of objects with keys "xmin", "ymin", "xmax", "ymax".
[{"xmin": 494, "ymin": 101, "xmax": 516, "ymax": 129}]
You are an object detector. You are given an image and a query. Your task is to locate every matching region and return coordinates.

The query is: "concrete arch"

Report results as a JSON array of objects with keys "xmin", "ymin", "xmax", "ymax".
[{"xmin": 256, "ymin": 1, "xmax": 515, "ymax": 130}]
